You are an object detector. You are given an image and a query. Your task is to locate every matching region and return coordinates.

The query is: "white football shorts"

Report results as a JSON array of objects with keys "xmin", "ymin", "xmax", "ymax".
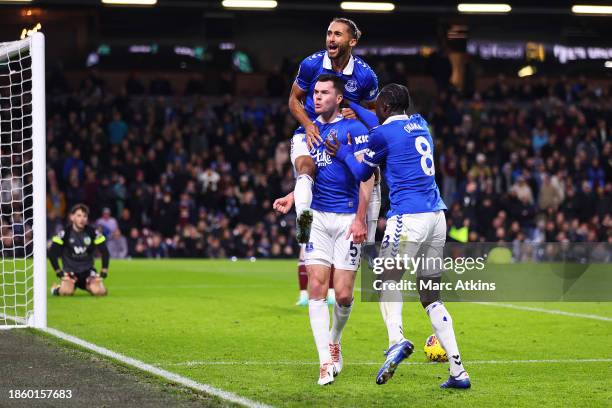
[{"xmin": 304, "ymin": 210, "xmax": 361, "ymax": 271}]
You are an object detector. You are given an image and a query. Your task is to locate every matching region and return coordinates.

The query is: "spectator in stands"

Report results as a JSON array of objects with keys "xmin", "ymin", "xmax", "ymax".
[
  {"xmin": 107, "ymin": 229, "xmax": 128, "ymax": 259},
  {"xmin": 96, "ymin": 207, "xmax": 119, "ymax": 238}
]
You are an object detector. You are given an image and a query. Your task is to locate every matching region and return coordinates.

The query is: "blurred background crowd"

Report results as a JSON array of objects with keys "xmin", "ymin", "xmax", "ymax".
[{"xmin": 44, "ymin": 70, "xmax": 611, "ymax": 259}]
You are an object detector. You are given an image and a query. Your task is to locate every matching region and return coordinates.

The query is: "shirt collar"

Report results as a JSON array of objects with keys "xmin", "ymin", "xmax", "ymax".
[
  {"xmin": 382, "ymin": 114, "xmax": 409, "ymax": 125},
  {"xmin": 316, "ymin": 114, "xmax": 344, "ymax": 124},
  {"xmin": 322, "ymin": 52, "xmax": 355, "ymax": 75}
]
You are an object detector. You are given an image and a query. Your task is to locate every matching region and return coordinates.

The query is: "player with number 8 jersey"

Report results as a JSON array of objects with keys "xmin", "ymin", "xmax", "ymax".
[{"xmin": 325, "ymin": 84, "xmax": 470, "ymax": 389}]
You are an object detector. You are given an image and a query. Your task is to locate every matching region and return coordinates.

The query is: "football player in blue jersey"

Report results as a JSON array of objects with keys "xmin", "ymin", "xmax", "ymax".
[
  {"xmin": 275, "ymin": 74, "xmax": 374, "ymax": 385},
  {"xmin": 325, "ymin": 84, "xmax": 471, "ymax": 389},
  {"xmin": 287, "ymin": 17, "xmax": 380, "ymax": 245},
  {"xmin": 279, "ymin": 17, "xmax": 382, "ymax": 307}
]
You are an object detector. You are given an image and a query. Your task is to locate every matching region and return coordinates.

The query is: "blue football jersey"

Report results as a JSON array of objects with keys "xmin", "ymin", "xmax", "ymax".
[
  {"xmin": 309, "ymin": 115, "xmax": 370, "ymax": 213},
  {"xmin": 363, "ymin": 114, "xmax": 447, "ymax": 216},
  {"xmin": 294, "ymin": 51, "xmax": 378, "ymax": 130}
]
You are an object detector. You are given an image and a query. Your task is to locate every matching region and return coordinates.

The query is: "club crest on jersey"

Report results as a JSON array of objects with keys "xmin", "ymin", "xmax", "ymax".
[
  {"xmin": 345, "ymin": 79, "xmax": 358, "ymax": 93},
  {"xmin": 84, "ymin": 236, "xmax": 91, "ymax": 246},
  {"xmin": 305, "ymin": 242, "xmax": 314, "ymax": 252}
]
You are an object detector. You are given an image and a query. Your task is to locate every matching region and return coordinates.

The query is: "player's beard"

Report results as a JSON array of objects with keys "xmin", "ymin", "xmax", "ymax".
[{"xmin": 330, "ymin": 42, "xmax": 350, "ymax": 61}]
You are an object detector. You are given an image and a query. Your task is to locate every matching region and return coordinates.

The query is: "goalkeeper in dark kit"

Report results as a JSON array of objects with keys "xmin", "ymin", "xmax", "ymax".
[{"xmin": 48, "ymin": 203, "xmax": 110, "ymax": 296}]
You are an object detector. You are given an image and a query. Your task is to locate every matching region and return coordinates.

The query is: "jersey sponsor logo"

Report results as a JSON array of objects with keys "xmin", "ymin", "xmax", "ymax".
[
  {"xmin": 354, "ymin": 134, "xmax": 368, "ymax": 144},
  {"xmin": 404, "ymin": 122, "xmax": 425, "ymax": 133},
  {"xmin": 73, "ymin": 246, "xmax": 88, "ymax": 255},
  {"xmin": 345, "ymin": 79, "xmax": 358, "ymax": 93},
  {"xmin": 312, "ymin": 149, "xmax": 333, "ymax": 167}
]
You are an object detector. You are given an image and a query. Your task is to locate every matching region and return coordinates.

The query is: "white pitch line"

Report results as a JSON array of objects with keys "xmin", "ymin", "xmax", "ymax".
[
  {"xmin": 159, "ymin": 358, "xmax": 612, "ymax": 367},
  {"xmin": 42, "ymin": 327, "xmax": 272, "ymax": 408},
  {"xmin": 473, "ymin": 302, "xmax": 612, "ymax": 322}
]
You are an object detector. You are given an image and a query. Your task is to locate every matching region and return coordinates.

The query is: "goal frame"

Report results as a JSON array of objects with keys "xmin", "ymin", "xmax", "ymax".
[
  {"xmin": 31, "ymin": 32, "xmax": 47, "ymax": 329},
  {"xmin": 0, "ymin": 33, "xmax": 46, "ymax": 329}
]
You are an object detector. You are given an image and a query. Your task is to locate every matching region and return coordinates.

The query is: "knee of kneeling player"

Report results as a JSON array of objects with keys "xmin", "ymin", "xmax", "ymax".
[{"xmin": 91, "ymin": 286, "xmax": 107, "ymax": 296}]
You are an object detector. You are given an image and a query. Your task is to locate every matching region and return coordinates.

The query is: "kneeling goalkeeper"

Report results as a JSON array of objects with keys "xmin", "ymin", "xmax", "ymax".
[{"xmin": 48, "ymin": 203, "xmax": 110, "ymax": 296}]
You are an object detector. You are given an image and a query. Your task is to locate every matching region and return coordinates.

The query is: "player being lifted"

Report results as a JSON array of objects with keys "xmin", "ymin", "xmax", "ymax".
[
  {"xmin": 275, "ymin": 74, "xmax": 374, "ymax": 385},
  {"xmin": 283, "ymin": 17, "xmax": 381, "ymax": 305},
  {"xmin": 325, "ymin": 84, "xmax": 471, "ymax": 389},
  {"xmin": 289, "ymin": 17, "xmax": 380, "ymax": 244},
  {"xmin": 48, "ymin": 204, "xmax": 110, "ymax": 297}
]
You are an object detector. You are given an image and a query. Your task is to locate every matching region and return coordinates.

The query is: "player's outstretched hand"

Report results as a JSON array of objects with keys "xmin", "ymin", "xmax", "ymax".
[
  {"xmin": 273, "ymin": 192, "xmax": 294, "ymax": 214},
  {"xmin": 341, "ymin": 107, "xmax": 357, "ymax": 120},
  {"xmin": 346, "ymin": 217, "xmax": 367, "ymax": 244},
  {"xmin": 325, "ymin": 133, "xmax": 352, "ymax": 160},
  {"xmin": 305, "ymin": 122, "xmax": 322, "ymax": 149}
]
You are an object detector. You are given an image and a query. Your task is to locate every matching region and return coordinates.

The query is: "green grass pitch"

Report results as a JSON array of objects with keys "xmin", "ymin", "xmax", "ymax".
[{"xmin": 47, "ymin": 260, "xmax": 612, "ymax": 407}]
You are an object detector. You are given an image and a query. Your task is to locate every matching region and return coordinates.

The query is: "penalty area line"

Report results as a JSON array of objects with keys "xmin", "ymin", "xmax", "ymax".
[
  {"xmin": 41, "ymin": 327, "xmax": 273, "ymax": 408},
  {"xmin": 159, "ymin": 358, "xmax": 612, "ymax": 367}
]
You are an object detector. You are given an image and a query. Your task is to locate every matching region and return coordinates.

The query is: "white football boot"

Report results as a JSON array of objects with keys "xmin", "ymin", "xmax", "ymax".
[
  {"xmin": 329, "ymin": 343, "xmax": 343, "ymax": 376},
  {"xmin": 317, "ymin": 362, "xmax": 335, "ymax": 386}
]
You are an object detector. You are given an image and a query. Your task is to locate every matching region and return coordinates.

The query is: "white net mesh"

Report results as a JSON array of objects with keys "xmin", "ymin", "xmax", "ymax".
[{"xmin": 0, "ymin": 38, "xmax": 35, "ymax": 327}]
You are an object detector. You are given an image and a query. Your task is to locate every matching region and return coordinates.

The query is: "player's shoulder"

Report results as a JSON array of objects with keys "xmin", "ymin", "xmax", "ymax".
[
  {"xmin": 84, "ymin": 224, "xmax": 102, "ymax": 236},
  {"xmin": 301, "ymin": 50, "xmax": 326, "ymax": 67},
  {"xmin": 403, "ymin": 114, "xmax": 430, "ymax": 133},
  {"xmin": 368, "ymin": 125, "xmax": 388, "ymax": 142},
  {"xmin": 352, "ymin": 56, "xmax": 376, "ymax": 77},
  {"xmin": 346, "ymin": 117, "xmax": 369, "ymax": 135}
]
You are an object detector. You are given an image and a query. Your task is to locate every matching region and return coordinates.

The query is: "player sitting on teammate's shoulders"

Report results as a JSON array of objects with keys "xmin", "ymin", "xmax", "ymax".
[{"xmin": 48, "ymin": 203, "xmax": 110, "ymax": 297}]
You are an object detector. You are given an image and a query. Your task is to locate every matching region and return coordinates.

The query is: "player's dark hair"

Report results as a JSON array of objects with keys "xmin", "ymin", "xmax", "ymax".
[
  {"xmin": 316, "ymin": 74, "xmax": 344, "ymax": 95},
  {"xmin": 69, "ymin": 203, "xmax": 90, "ymax": 216},
  {"xmin": 378, "ymin": 83, "xmax": 412, "ymax": 115},
  {"xmin": 331, "ymin": 17, "xmax": 362, "ymax": 41}
]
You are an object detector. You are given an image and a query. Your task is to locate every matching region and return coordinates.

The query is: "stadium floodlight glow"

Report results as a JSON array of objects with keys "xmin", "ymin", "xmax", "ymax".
[
  {"xmin": 457, "ymin": 3, "xmax": 511, "ymax": 13},
  {"xmin": 340, "ymin": 2, "xmax": 395, "ymax": 12},
  {"xmin": 221, "ymin": 0, "xmax": 278, "ymax": 9},
  {"xmin": 101, "ymin": 0, "xmax": 157, "ymax": 5},
  {"xmin": 605, "ymin": 61, "xmax": 612, "ymax": 68},
  {"xmin": 0, "ymin": 0, "xmax": 34, "ymax": 3},
  {"xmin": 572, "ymin": 5, "xmax": 612, "ymax": 15},
  {"xmin": 518, "ymin": 65, "xmax": 536, "ymax": 78}
]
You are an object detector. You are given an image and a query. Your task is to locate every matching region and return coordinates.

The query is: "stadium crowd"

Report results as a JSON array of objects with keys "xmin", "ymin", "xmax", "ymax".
[{"xmin": 44, "ymin": 71, "xmax": 611, "ymax": 259}]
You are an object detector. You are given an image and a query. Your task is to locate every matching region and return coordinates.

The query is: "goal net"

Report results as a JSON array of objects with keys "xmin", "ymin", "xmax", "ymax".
[{"xmin": 0, "ymin": 33, "xmax": 46, "ymax": 329}]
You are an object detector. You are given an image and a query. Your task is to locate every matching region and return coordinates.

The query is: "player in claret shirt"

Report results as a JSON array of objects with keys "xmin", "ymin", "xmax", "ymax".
[{"xmin": 48, "ymin": 203, "xmax": 110, "ymax": 297}]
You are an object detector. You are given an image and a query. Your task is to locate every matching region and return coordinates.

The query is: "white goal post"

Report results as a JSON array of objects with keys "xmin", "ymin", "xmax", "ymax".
[{"xmin": 0, "ymin": 33, "xmax": 46, "ymax": 329}]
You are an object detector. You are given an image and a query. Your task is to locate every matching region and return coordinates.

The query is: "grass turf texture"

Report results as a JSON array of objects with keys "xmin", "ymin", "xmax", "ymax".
[{"xmin": 47, "ymin": 260, "xmax": 612, "ymax": 407}]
